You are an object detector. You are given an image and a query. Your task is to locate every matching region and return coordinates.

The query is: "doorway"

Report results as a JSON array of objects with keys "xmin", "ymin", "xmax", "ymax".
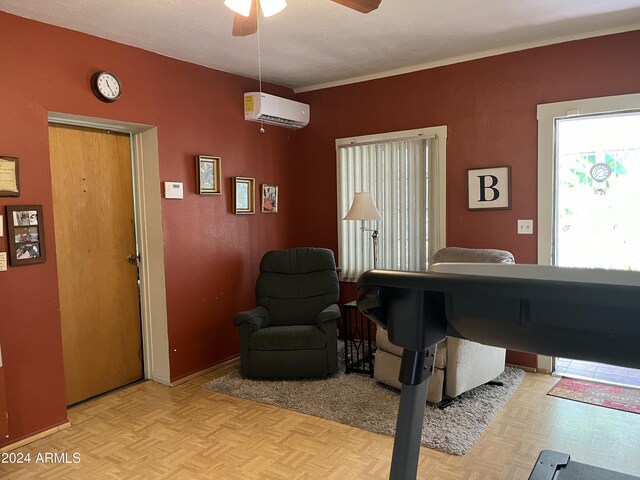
[
  {"xmin": 49, "ymin": 124, "xmax": 143, "ymax": 405},
  {"xmin": 552, "ymin": 111, "xmax": 640, "ymax": 386}
]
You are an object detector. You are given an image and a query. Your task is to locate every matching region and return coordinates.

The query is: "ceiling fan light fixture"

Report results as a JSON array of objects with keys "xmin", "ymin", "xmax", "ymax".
[
  {"xmin": 224, "ymin": 0, "xmax": 253, "ymax": 17},
  {"xmin": 260, "ymin": 0, "xmax": 287, "ymax": 17}
]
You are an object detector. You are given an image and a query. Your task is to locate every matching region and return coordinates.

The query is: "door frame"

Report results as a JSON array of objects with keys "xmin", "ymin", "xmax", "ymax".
[
  {"xmin": 536, "ymin": 92, "xmax": 640, "ymax": 373},
  {"xmin": 48, "ymin": 112, "xmax": 170, "ymax": 385}
]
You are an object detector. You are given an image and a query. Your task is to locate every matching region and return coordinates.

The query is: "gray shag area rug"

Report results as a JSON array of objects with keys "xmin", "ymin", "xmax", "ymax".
[{"xmin": 202, "ymin": 365, "xmax": 524, "ymax": 456}]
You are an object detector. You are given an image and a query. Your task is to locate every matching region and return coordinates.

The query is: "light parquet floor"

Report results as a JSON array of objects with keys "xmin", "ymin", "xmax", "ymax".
[{"xmin": 2, "ymin": 365, "xmax": 640, "ymax": 479}]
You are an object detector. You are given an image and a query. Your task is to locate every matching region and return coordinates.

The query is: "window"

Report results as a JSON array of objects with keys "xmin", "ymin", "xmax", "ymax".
[{"xmin": 336, "ymin": 126, "xmax": 447, "ymax": 281}]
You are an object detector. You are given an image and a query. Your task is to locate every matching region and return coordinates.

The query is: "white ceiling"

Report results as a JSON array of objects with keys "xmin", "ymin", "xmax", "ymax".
[{"xmin": 2, "ymin": 0, "xmax": 640, "ymax": 92}]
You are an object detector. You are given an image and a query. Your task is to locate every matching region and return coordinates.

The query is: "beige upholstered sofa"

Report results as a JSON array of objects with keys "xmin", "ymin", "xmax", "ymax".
[{"xmin": 373, "ymin": 247, "xmax": 515, "ymax": 404}]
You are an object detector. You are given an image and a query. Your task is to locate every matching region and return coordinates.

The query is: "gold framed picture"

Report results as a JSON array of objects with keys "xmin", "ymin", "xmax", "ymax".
[
  {"xmin": 197, "ymin": 155, "xmax": 222, "ymax": 195},
  {"xmin": 261, "ymin": 184, "xmax": 278, "ymax": 213},
  {"xmin": 233, "ymin": 177, "xmax": 255, "ymax": 214},
  {"xmin": 0, "ymin": 156, "xmax": 20, "ymax": 197}
]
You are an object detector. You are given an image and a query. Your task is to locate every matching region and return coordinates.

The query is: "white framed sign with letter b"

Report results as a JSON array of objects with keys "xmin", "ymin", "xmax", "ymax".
[{"xmin": 467, "ymin": 166, "xmax": 511, "ymax": 210}]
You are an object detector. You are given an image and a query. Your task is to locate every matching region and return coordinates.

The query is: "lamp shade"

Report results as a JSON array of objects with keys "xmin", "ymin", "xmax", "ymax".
[
  {"xmin": 225, "ymin": 0, "xmax": 287, "ymax": 17},
  {"xmin": 261, "ymin": 0, "xmax": 287, "ymax": 17},
  {"xmin": 224, "ymin": 0, "xmax": 252, "ymax": 16},
  {"xmin": 343, "ymin": 192, "xmax": 383, "ymax": 221}
]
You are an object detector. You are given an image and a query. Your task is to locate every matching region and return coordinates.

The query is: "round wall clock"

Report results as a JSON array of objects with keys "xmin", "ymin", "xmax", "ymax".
[{"xmin": 90, "ymin": 71, "xmax": 122, "ymax": 102}]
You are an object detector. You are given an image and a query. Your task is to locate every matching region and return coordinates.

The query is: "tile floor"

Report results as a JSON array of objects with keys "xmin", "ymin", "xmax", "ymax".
[{"xmin": 554, "ymin": 357, "xmax": 640, "ymax": 388}]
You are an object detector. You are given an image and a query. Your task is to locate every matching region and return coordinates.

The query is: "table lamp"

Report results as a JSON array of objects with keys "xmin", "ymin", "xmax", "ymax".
[{"xmin": 343, "ymin": 192, "xmax": 383, "ymax": 269}]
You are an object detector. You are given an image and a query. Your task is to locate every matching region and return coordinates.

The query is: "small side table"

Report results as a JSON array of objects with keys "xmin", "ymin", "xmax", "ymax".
[{"xmin": 342, "ymin": 300, "xmax": 376, "ymax": 376}]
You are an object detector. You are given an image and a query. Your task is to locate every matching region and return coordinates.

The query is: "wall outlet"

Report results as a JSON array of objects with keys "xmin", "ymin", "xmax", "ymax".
[{"xmin": 517, "ymin": 219, "xmax": 534, "ymax": 235}]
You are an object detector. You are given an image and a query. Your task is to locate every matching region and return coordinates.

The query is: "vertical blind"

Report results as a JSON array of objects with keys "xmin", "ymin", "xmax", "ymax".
[{"xmin": 337, "ymin": 138, "xmax": 430, "ymax": 281}]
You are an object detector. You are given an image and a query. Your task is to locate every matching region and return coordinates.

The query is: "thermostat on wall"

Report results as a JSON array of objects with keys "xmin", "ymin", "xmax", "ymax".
[{"xmin": 164, "ymin": 182, "xmax": 184, "ymax": 199}]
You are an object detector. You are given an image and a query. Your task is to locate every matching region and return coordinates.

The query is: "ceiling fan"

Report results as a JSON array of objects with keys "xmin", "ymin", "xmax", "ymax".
[{"xmin": 225, "ymin": 0, "xmax": 382, "ymax": 37}]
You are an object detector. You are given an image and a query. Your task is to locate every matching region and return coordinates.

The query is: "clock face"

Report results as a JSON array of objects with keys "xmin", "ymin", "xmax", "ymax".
[
  {"xmin": 91, "ymin": 71, "xmax": 122, "ymax": 102},
  {"xmin": 590, "ymin": 163, "xmax": 612, "ymax": 182}
]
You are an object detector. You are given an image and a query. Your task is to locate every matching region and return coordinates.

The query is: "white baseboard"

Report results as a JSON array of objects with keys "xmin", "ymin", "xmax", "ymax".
[{"xmin": 149, "ymin": 373, "xmax": 172, "ymax": 386}]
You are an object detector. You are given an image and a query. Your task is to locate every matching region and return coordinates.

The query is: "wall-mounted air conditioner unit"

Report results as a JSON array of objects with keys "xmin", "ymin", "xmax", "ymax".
[{"xmin": 244, "ymin": 92, "xmax": 310, "ymax": 129}]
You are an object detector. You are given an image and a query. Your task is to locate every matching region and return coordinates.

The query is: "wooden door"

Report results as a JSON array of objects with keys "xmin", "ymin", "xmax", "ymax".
[{"xmin": 49, "ymin": 124, "xmax": 143, "ymax": 405}]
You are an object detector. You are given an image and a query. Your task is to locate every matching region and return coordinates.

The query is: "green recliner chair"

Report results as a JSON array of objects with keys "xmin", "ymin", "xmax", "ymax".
[{"xmin": 233, "ymin": 247, "xmax": 340, "ymax": 378}]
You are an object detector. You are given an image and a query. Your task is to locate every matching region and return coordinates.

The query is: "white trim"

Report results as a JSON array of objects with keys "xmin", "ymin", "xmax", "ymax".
[
  {"xmin": 47, "ymin": 112, "xmax": 151, "ymax": 133},
  {"xmin": 429, "ymin": 129, "xmax": 447, "ymax": 261},
  {"xmin": 132, "ymin": 129, "xmax": 171, "ymax": 386},
  {"xmin": 537, "ymin": 356, "xmax": 553, "ymax": 374},
  {"xmin": 335, "ymin": 127, "xmax": 438, "ymax": 148},
  {"xmin": 47, "ymin": 112, "xmax": 170, "ymax": 386},
  {"xmin": 536, "ymin": 91, "xmax": 640, "ymax": 369},
  {"xmin": 295, "ymin": 25, "xmax": 640, "ymax": 93}
]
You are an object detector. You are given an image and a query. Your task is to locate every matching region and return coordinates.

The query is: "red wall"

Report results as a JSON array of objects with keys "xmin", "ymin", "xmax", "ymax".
[
  {"xmin": 3, "ymin": 10, "xmax": 640, "ymax": 448},
  {"xmin": 0, "ymin": 12, "xmax": 298, "ymax": 447},
  {"xmin": 292, "ymin": 30, "xmax": 640, "ymax": 368}
]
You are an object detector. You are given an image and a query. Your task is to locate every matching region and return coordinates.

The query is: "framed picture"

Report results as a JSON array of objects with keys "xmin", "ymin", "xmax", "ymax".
[
  {"xmin": 261, "ymin": 184, "xmax": 278, "ymax": 213},
  {"xmin": 197, "ymin": 155, "xmax": 222, "ymax": 195},
  {"xmin": 467, "ymin": 166, "xmax": 511, "ymax": 210},
  {"xmin": 5, "ymin": 205, "xmax": 46, "ymax": 266},
  {"xmin": 233, "ymin": 177, "xmax": 255, "ymax": 214},
  {"xmin": 0, "ymin": 156, "xmax": 20, "ymax": 197}
]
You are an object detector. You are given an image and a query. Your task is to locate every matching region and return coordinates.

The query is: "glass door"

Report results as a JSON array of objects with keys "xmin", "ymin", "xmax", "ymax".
[{"xmin": 553, "ymin": 112, "xmax": 640, "ymax": 385}]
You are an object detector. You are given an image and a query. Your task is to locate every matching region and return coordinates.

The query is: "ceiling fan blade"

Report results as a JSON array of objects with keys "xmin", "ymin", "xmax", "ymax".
[
  {"xmin": 330, "ymin": 0, "xmax": 381, "ymax": 14},
  {"xmin": 232, "ymin": 0, "xmax": 258, "ymax": 36}
]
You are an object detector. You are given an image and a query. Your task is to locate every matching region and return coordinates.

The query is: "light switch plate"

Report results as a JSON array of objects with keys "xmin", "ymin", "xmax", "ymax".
[
  {"xmin": 0, "ymin": 252, "xmax": 7, "ymax": 271},
  {"xmin": 164, "ymin": 182, "xmax": 184, "ymax": 199}
]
